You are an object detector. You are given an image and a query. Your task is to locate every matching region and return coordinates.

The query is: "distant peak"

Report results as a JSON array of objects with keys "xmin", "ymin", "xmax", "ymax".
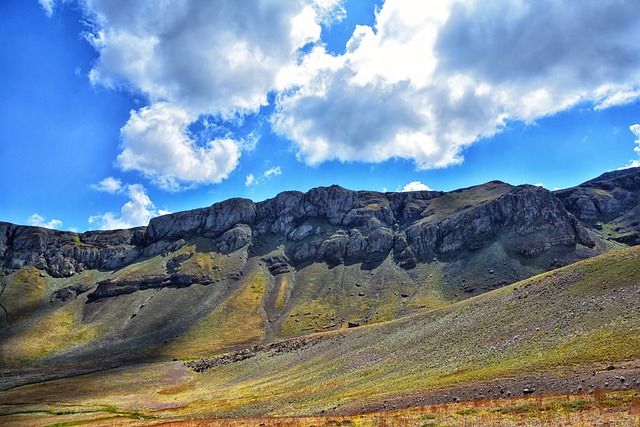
[{"xmin": 579, "ymin": 166, "xmax": 640, "ymax": 187}]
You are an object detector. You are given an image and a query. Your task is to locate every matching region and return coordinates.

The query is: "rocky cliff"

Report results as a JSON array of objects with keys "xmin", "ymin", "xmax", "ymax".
[
  {"xmin": 3, "ymin": 168, "xmax": 640, "ymax": 284},
  {"xmin": 557, "ymin": 167, "xmax": 640, "ymax": 245}
]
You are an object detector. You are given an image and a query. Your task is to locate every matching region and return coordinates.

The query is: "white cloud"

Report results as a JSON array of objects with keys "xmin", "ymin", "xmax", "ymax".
[
  {"xmin": 619, "ymin": 124, "xmax": 640, "ymax": 170},
  {"xmin": 245, "ymin": 166, "xmax": 283, "ymax": 187},
  {"xmin": 91, "ymin": 176, "xmax": 122, "ymax": 194},
  {"xmin": 38, "ymin": 0, "xmax": 55, "ymax": 17},
  {"xmin": 85, "ymin": 0, "xmax": 340, "ymax": 117},
  {"xmin": 400, "ymin": 181, "xmax": 433, "ymax": 192},
  {"xmin": 263, "ymin": 166, "xmax": 282, "ymax": 178},
  {"xmin": 117, "ymin": 102, "xmax": 241, "ymax": 191},
  {"xmin": 78, "ymin": 0, "xmax": 640, "ymax": 179},
  {"xmin": 88, "ymin": 184, "xmax": 169, "ymax": 230},
  {"xmin": 631, "ymin": 124, "xmax": 640, "ymax": 155},
  {"xmin": 619, "ymin": 160, "xmax": 640, "ymax": 170},
  {"xmin": 273, "ymin": 0, "xmax": 640, "ymax": 169},
  {"xmin": 533, "ymin": 183, "xmax": 544, "ymax": 188},
  {"xmin": 80, "ymin": 0, "xmax": 342, "ymax": 190},
  {"xmin": 28, "ymin": 213, "xmax": 62, "ymax": 229}
]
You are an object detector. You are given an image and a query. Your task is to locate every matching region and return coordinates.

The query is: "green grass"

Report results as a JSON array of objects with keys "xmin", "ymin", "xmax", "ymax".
[
  {"xmin": 164, "ymin": 268, "xmax": 268, "ymax": 357},
  {"xmin": 43, "ymin": 416, "xmax": 125, "ymax": 427},
  {"xmin": 73, "ymin": 235, "xmax": 90, "ymax": 248},
  {"xmin": 275, "ymin": 257, "xmax": 447, "ymax": 338},
  {"xmin": 420, "ymin": 413, "xmax": 439, "ymax": 420},
  {"xmin": 179, "ymin": 245, "xmax": 640, "ymax": 415},
  {"xmin": 0, "ymin": 403, "xmax": 156, "ymax": 427},
  {"xmin": 273, "ymin": 275, "xmax": 290, "ymax": 311},
  {"xmin": 1, "ymin": 245, "xmax": 639, "ymax": 422},
  {"xmin": 0, "ymin": 266, "xmax": 46, "ymax": 324},
  {"xmin": 4, "ymin": 246, "xmax": 634, "ymax": 419},
  {"xmin": 454, "ymin": 408, "xmax": 479, "ymax": 416},
  {"xmin": 112, "ymin": 254, "xmax": 165, "ymax": 281},
  {"xmin": 1, "ymin": 297, "xmax": 101, "ymax": 366},
  {"xmin": 491, "ymin": 399, "xmax": 588, "ymax": 415},
  {"xmin": 419, "ymin": 182, "xmax": 512, "ymax": 222}
]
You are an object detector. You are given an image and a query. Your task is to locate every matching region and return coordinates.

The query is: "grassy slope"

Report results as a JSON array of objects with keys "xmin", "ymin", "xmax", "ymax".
[
  {"xmin": 273, "ymin": 258, "xmax": 450, "ymax": 338},
  {"xmin": 418, "ymin": 181, "xmax": 512, "ymax": 222},
  {"xmin": 0, "ymin": 182, "xmax": 619, "ymax": 372},
  {"xmin": 0, "ymin": 239, "xmax": 454, "ymax": 370},
  {"xmin": 1, "ymin": 245, "xmax": 638, "ymax": 425}
]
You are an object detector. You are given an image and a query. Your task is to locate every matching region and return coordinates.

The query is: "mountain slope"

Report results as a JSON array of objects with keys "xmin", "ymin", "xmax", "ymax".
[
  {"xmin": 0, "ymin": 245, "xmax": 638, "ymax": 424},
  {"xmin": 1, "ymin": 169, "xmax": 640, "ymax": 371}
]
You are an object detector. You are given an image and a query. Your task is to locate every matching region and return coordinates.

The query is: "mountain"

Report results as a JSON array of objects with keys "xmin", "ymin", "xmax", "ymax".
[
  {"xmin": 1, "ymin": 168, "xmax": 640, "ymax": 376},
  {"xmin": 557, "ymin": 166, "xmax": 640, "ymax": 245},
  {"xmin": 1, "ymin": 237, "xmax": 639, "ymax": 424}
]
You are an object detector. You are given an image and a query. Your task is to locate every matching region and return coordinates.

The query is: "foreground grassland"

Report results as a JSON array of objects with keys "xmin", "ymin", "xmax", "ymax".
[
  {"xmin": 142, "ymin": 390, "xmax": 640, "ymax": 426},
  {"xmin": 1, "ymin": 390, "xmax": 638, "ymax": 426},
  {"xmin": 0, "ymin": 246, "xmax": 639, "ymax": 425}
]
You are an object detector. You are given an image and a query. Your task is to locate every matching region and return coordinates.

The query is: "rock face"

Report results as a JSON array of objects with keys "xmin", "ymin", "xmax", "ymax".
[
  {"xmin": 556, "ymin": 167, "xmax": 640, "ymax": 245},
  {"xmin": 88, "ymin": 273, "xmax": 217, "ymax": 301},
  {"xmin": 0, "ymin": 224, "xmax": 144, "ymax": 277},
  {"xmin": 2, "ymin": 168, "xmax": 640, "ymax": 291}
]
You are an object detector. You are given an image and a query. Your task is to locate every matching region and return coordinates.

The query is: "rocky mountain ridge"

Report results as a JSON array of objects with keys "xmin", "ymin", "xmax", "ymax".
[
  {"xmin": 1, "ymin": 167, "xmax": 640, "ymax": 373},
  {"xmin": 2, "ymin": 168, "xmax": 640, "ymax": 284}
]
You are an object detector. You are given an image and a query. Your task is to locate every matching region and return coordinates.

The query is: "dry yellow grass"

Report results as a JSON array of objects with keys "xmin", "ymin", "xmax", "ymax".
[
  {"xmin": 162, "ymin": 271, "xmax": 268, "ymax": 358},
  {"xmin": 156, "ymin": 390, "xmax": 640, "ymax": 426},
  {"xmin": 274, "ymin": 276, "xmax": 289, "ymax": 311},
  {"xmin": 2, "ymin": 390, "xmax": 637, "ymax": 427},
  {"xmin": 0, "ymin": 266, "xmax": 46, "ymax": 323},
  {"xmin": 0, "ymin": 297, "xmax": 100, "ymax": 366}
]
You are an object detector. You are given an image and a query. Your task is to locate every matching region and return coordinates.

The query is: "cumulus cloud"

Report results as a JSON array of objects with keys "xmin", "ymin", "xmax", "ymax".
[
  {"xmin": 619, "ymin": 124, "xmax": 640, "ymax": 170},
  {"xmin": 88, "ymin": 184, "xmax": 169, "ymax": 230},
  {"xmin": 117, "ymin": 102, "xmax": 241, "ymax": 191},
  {"xmin": 28, "ymin": 213, "xmax": 62, "ymax": 229},
  {"xmin": 273, "ymin": 0, "xmax": 640, "ymax": 169},
  {"xmin": 86, "ymin": 0, "xmax": 339, "ymax": 116},
  {"xmin": 79, "ymin": 1, "xmax": 345, "ymax": 190},
  {"xmin": 78, "ymin": 0, "xmax": 640, "ymax": 180},
  {"xmin": 91, "ymin": 176, "xmax": 122, "ymax": 193},
  {"xmin": 631, "ymin": 124, "xmax": 640, "ymax": 155},
  {"xmin": 400, "ymin": 181, "xmax": 433, "ymax": 192},
  {"xmin": 246, "ymin": 166, "xmax": 283, "ymax": 187},
  {"xmin": 437, "ymin": 2, "xmax": 640, "ymax": 87},
  {"xmin": 38, "ymin": 0, "xmax": 55, "ymax": 17}
]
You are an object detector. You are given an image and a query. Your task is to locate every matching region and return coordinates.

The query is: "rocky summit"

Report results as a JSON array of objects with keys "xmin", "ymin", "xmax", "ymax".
[
  {"xmin": 0, "ymin": 168, "xmax": 639, "ymax": 373},
  {"xmin": 2, "ymin": 168, "xmax": 640, "ymax": 281}
]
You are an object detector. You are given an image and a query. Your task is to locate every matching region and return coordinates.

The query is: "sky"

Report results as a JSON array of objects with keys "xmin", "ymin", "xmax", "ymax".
[{"xmin": 1, "ymin": 0, "xmax": 640, "ymax": 232}]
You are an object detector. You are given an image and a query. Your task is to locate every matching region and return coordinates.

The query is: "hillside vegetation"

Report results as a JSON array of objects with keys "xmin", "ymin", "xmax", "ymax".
[{"xmin": 1, "ymin": 245, "xmax": 638, "ymax": 425}]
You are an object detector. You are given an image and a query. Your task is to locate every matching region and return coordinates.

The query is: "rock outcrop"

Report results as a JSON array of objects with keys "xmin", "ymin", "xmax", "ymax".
[
  {"xmin": 88, "ymin": 272, "xmax": 217, "ymax": 301},
  {"xmin": 556, "ymin": 167, "xmax": 640, "ymax": 245},
  {"xmin": 0, "ymin": 223, "xmax": 144, "ymax": 277},
  {"xmin": 2, "ymin": 168, "xmax": 640, "ymax": 292}
]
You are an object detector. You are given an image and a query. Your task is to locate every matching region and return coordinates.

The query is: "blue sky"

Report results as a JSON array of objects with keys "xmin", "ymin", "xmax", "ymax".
[{"xmin": 1, "ymin": 0, "xmax": 640, "ymax": 231}]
